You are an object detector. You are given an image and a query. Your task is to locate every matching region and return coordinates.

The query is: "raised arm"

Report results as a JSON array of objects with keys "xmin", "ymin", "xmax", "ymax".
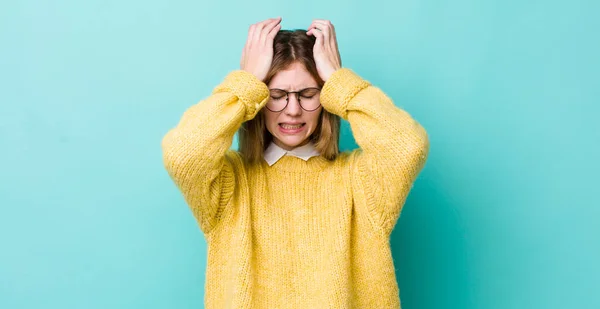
[
  {"xmin": 308, "ymin": 20, "xmax": 429, "ymax": 236},
  {"xmin": 161, "ymin": 18, "xmax": 281, "ymax": 235},
  {"xmin": 321, "ymin": 68, "xmax": 430, "ymax": 236},
  {"xmin": 162, "ymin": 70, "xmax": 269, "ymax": 235}
]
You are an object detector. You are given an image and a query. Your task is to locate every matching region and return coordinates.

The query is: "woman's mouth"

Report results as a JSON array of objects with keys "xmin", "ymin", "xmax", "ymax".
[{"xmin": 278, "ymin": 123, "xmax": 306, "ymax": 133}]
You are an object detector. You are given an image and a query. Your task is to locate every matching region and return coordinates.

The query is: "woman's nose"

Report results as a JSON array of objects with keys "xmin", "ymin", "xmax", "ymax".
[{"xmin": 284, "ymin": 95, "xmax": 302, "ymax": 115}]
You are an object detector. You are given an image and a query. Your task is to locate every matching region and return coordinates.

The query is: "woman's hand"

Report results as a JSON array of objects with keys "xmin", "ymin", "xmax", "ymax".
[
  {"xmin": 306, "ymin": 19, "xmax": 342, "ymax": 82},
  {"xmin": 240, "ymin": 17, "xmax": 282, "ymax": 81}
]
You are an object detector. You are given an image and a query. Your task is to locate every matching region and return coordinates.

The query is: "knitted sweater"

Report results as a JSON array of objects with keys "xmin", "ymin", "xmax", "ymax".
[{"xmin": 161, "ymin": 68, "xmax": 430, "ymax": 308}]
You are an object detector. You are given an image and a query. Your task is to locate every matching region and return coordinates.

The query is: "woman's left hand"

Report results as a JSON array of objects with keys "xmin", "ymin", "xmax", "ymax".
[{"xmin": 307, "ymin": 19, "xmax": 342, "ymax": 82}]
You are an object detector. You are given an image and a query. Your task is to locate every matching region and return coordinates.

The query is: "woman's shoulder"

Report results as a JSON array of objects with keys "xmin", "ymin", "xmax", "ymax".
[{"xmin": 223, "ymin": 149, "xmax": 247, "ymax": 170}]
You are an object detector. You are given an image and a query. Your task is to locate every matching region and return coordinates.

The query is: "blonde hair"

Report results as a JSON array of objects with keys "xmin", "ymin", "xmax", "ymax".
[{"xmin": 238, "ymin": 30, "xmax": 341, "ymax": 164}]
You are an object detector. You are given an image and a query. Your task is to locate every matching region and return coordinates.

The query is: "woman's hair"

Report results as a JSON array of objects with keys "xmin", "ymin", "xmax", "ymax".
[{"xmin": 237, "ymin": 29, "xmax": 341, "ymax": 164}]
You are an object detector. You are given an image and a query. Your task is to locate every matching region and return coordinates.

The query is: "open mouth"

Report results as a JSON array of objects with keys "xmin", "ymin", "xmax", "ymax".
[{"xmin": 279, "ymin": 123, "xmax": 306, "ymax": 130}]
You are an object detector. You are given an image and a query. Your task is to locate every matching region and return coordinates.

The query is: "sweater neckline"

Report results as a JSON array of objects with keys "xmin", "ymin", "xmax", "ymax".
[{"xmin": 264, "ymin": 154, "xmax": 331, "ymax": 172}]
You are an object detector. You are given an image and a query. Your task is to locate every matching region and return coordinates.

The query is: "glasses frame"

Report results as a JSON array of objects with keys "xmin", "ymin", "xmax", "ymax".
[{"xmin": 265, "ymin": 87, "xmax": 322, "ymax": 112}]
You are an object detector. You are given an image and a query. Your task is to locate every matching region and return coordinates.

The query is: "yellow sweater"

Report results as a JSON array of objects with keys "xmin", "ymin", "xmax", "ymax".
[{"xmin": 161, "ymin": 68, "xmax": 429, "ymax": 308}]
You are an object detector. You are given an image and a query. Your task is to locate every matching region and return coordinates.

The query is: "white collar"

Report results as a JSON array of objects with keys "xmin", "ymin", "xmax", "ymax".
[{"xmin": 263, "ymin": 141, "xmax": 321, "ymax": 166}]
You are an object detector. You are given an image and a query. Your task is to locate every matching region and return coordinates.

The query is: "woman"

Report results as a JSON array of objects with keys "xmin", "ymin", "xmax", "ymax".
[{"xmin": 162, "ymin": 17, "xmax": 429, "ymax": 309}]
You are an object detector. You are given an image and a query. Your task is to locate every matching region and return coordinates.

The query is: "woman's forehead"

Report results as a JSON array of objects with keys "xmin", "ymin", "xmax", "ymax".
[{"xmin": 269, "ymin": 63, "xmax": 318, "ymax": 90}]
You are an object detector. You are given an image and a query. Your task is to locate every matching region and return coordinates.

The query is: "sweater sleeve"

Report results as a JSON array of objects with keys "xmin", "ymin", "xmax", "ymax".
[
  {"xmin": 320, "ymin": 68, "xmax": 430, "ymax": 236},
  {"xmin": 161, "ymin": 70, "xmax": 269, "ymax": 235}
]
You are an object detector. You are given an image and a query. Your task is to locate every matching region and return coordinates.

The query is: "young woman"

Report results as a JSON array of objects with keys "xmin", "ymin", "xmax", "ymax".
[{"xmin": 162, "ymin": 17, "xmax": 429, "ymax": 309}]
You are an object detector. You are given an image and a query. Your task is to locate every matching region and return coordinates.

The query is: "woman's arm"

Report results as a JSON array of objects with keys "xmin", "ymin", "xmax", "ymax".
[
  {"xmin": 162, "ymin": 18, "xmax": 280, "ymax": 236},
  {"xmin": 308, "ymin": 20, "xmax": 429, "ymax": 236},
  {"xmin": 321, "ymin": 68, "xmax": 430, "ymax": 236},
  {"xmin": 161, "ymin": 71, "xmax": 269, "ymax": 235}
]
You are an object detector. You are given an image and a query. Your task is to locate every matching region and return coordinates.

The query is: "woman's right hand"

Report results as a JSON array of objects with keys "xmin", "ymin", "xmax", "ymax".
[{"xmin": 240, "ymin": 17, "xmax": 282, "ymax": 81}]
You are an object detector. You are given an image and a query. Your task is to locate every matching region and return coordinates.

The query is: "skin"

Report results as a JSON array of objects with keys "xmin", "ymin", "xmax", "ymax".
[
  {"xmin": 240, "ymin": 17, "xmax": 342, "ymax": 150},
  {"xmin": 263, "ymin": 62, "xmax": 323, "ymax": 151}
]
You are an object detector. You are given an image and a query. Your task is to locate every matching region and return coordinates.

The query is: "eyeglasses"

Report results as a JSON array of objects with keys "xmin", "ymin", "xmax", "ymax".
[{"xmin": 266, "ymin": 87, "xmax": 322, "ymax": 112}]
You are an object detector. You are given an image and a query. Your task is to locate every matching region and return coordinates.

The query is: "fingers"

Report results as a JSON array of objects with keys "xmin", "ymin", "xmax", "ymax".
[
  {"xmin": 267, "ymin": 23, "xmax": 281, "ymax": 41},
  {"xmin": 307, "ymin": 19, "xmax": 335, "ymax": 39},
  {"xmin": 307, "ymin": 19, "xmax": 337, "ymax": 49},
  {"xmin": 308, "ymin": 20, "xmax": 333, "ymax": 32},
  {"xmin": 251, "ymin": 18, "xmax": 280, "ymax": 46},
  {"xmin": 240, "ymin": 18, "xmax": 281, "ymax": 77},
  {"xmin": 250, "ymin": 22, "xmax": 263, "ymax": 46},
  {"xmin": 261, "ymin": 17, "xmax": 282, "ymax": 44},
  {"xmin": 308, "ymin": 26, "xmax": 324, "ymax": 47},
  {"xmin": 306, "ymin": 19, "xmax": 342, "ymax": 71},
  {"xmin": 311, "ymin": 20, "xmax": 340, "ymax": 66}
]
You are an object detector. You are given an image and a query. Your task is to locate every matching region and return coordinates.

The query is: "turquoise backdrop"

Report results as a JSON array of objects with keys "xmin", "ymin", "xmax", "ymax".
[{"xmin": 1, "ymin": 0, "xmax": 598, "ymax": 308}]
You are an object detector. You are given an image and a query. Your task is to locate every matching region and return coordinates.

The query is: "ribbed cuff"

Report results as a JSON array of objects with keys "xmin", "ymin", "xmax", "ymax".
[
  {"xmin": 320, "ymin": 68, "xmax": 371, "ymax": 119},
  {"xmin": 212, "ymin": 70, "xmax": 270, "ymax": 121}
]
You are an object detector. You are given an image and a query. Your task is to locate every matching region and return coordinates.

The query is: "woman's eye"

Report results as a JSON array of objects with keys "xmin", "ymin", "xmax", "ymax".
[
  {"xmin": 300, "ymin": 89, "xmax": 319, "ymax": 97},
  {"xmin": 271, "ymin": 95, "xmax": 285, "ymax": 100}
]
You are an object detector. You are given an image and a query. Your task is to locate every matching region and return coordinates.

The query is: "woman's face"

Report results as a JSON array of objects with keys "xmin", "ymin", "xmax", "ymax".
[{"xmin": 264, "ymin": 62, "xmax": 322, "ymax": 151}]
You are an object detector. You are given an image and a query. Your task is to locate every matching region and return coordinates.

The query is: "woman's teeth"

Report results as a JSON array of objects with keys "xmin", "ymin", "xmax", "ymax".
[{"xmin": 280, "ymin": 124, "xmax": 304, "ymax": 129}]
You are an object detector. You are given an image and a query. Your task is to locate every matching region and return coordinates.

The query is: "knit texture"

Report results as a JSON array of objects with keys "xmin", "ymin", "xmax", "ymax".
[{"xmin": 162, "ymin": 68, "xmax": 430, "ymax": 308}]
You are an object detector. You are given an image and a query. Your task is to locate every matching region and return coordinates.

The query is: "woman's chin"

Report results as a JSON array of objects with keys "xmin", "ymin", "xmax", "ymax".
[{"xmin": 275, "ymin": 136, "xmax": 308, "ymax": 149}]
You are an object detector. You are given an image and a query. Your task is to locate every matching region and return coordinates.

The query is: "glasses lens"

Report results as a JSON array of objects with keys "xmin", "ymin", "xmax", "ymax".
[
  {"xmin": 299, "ymin": 88, "xmax": 321, "ymax": 110},
  {"xmin": 267, "ymin": 89, "xmax": 288, "ymax": 111}
]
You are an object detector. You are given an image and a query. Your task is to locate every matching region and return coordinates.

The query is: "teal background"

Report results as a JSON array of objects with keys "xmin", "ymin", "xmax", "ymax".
[{"xmin": 1, "ymin": 0, "xmax": 598, "ymax": 308}]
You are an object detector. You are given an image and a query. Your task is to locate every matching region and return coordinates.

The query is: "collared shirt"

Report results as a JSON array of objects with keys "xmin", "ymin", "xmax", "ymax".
[{"xmin": 263, "ymin": 140, "xmax": 321, "ymax": 166}]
